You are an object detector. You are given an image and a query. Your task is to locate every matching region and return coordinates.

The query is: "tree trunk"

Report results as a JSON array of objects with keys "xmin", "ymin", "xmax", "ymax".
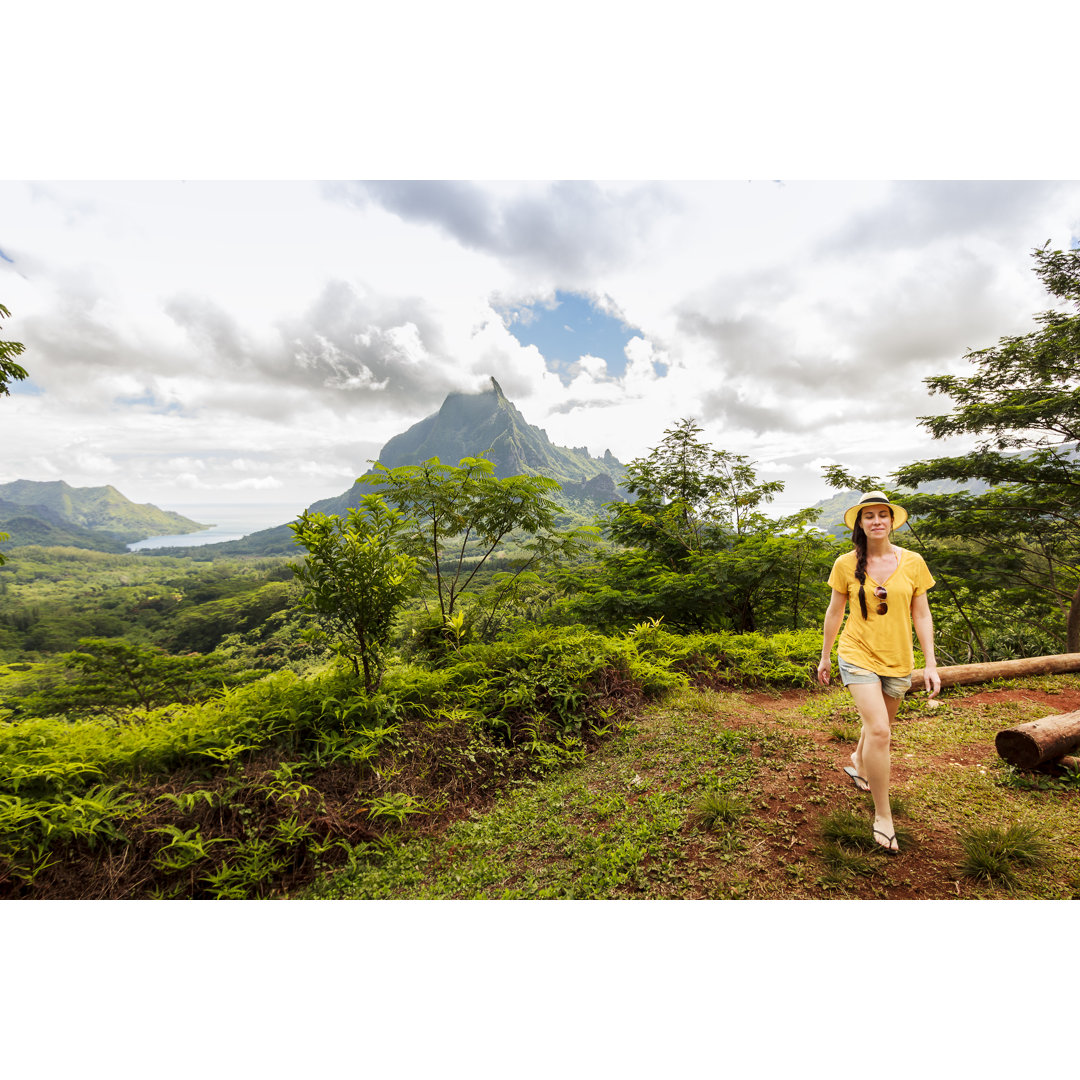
[
  {"xmin": 1068, "ymin": 582, "xmax": 1080, "ymax": 654},
  {"xmin": 994, "ymin": 711, "xmax": 1080, "ymax": 770},
  {"xmin": 910, "ymin": 653, "xmax": 1080, "ymax": 692}
]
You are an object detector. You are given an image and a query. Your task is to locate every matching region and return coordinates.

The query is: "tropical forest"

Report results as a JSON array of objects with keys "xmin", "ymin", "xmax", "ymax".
[{"xmin": 1, "ymin": 246, "xmax": 1079, "ymax": 900}]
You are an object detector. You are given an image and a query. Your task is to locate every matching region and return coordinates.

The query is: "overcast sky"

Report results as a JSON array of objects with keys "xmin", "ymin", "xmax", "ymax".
[
  {"xmin": 3, "ymin": 179, "xmax": 1076, "ymax": 518},
  {"xmin": 4, "ymin": 6, "xmax": 1079, "ymax": 523}
]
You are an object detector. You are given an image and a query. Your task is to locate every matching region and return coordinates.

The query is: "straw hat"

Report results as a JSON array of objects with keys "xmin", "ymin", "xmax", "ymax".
[{"xmin": 843, "ymin": 490, "xmax": 908, "ymax": 531}]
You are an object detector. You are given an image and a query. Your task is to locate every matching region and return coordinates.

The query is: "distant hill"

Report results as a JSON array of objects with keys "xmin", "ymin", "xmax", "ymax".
[
  {"xmin": 811, "ymin": 478, "xmax": 991, "ymax": 537},
  {"xmin": 0, "ymin": 480, "xmax": 209, "ymax": 550},
  {"xmin": 156, "ymin": 378, "xmax": 629, "ymax": 557},
  {"xmin": 0, "ymin": 505, "xmax": 129, "ymax": 553}
]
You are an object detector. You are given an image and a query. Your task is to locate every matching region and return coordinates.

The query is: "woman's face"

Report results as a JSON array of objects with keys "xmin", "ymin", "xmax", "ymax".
[{"xmin": 859, "ymin": 504, "xmax": 894, "ymax": 537}]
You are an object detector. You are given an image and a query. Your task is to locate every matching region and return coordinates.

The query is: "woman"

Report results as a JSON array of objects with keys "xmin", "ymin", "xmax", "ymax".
[{"xmin": 817, "ymin": 491, "xmax": 941, "ymax": 853}]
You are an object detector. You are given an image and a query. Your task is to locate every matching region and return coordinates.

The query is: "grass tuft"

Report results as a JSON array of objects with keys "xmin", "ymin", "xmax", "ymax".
[
  {"xmin": 693, "ymin": 790, "xmax": 747, "ymax": 832},
  {"xmin": 827, "ymin": 723, "xmax": 860, "ymax": 743},
  {"xmin": 959, "ymin": 822, "xmax": 1047, "ymax": 884},
  {"xmin": 821, "ymin": 809, "xmax": 876, "ymax": 851},
  {"xmin": 820, "ymin": 841, "xmax": 877, "ymax": 878},
  {"xmin": 821, "ymin": 808, "xmax": 911, "ymax": 853}
]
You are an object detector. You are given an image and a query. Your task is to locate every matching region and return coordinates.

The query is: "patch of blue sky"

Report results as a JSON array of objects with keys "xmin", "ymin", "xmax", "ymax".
[
  {"xmin": 498, "ymin": 290, "xmax": 641, "ymax": 382},
  {"xmin": 8, "ymin": 378, "xmax": 43, "ymax": 396}
]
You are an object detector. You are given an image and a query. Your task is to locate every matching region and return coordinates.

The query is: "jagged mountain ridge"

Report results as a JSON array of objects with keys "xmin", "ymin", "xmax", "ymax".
[
  {"xmin": 380, "ymin": 378, "xmax": 622, "ymax": 480},
  {"xmin": 0, "ymin": 480, "xmax": 208, "ymax": 548},
  {"xmin": 309, "ymin": 377, "xmax": 625, "ymax": 519}
]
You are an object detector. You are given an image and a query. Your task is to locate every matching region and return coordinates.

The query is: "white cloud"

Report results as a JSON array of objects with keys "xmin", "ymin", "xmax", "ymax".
[
  {"xmin": 329, "ymin": 180, "xmax": 683, "ymax": 281},
  {"xmin": 2, "ymin": 179, "xmax": 1077, "ymax": 521}
]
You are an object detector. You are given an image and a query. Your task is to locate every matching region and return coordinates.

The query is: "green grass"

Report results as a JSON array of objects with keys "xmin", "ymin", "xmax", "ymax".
[
  {"xmin": 959, "ymin": 822, "xmax": 1048, "ymax": 885},
  {"xmin": 302, "ymin": 689, "xmax": 776, "ymax": 900},
  {"xmin": 819, "ymin": 842, "xmax": 878, "ymax": 882},
  {"xmin": 997, "ymin": 761, "xmax": 1080, "ymax": 793},
  {"xmin": 827, "ymin": 722, "xmax": 860, "ymax": 743},
  {"xmin": 7, "ymin": 647, "xmax": 1080, "ymax": 899}
]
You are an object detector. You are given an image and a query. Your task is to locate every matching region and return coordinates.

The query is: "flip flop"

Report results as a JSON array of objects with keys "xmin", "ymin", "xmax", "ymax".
[
  {"xmin": 873, "ymin": 828, "xmax": 899, "ymax": 854},
  {"xmin": 843, "ymin": 765, "xmax": 871, "ymax": 793}
]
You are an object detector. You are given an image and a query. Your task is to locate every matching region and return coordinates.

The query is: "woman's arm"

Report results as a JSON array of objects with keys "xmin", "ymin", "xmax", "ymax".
[
  {"xmin": 911, "ymin": 591, "xmax": 941, "ymax": 698},
  {"xmin": 817, "ymin": 589, "xmax": 848, "ymax": 685}
]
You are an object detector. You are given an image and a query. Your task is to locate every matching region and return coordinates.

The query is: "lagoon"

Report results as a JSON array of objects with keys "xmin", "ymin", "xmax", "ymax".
[{"xmin": 127, "ymin": 502, "xmax": 299, "ymax": 550}]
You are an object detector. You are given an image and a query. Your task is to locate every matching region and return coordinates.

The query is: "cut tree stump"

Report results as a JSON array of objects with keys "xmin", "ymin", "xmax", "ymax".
[
  {"xmin": 910, "ymin": 653, "xmax": 1080, "ymax": 693},
  {"xmin": 994, "ymin": 711, "xmax": 1080, "ymax": 771}
]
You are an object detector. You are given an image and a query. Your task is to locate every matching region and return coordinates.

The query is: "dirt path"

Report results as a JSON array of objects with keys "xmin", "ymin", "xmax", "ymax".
[{"xmin": 691, "ymin": 682, "xmax": 1080, "ymax": 899}]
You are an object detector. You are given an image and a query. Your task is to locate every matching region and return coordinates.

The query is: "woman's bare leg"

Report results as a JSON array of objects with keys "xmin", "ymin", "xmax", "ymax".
[
  {"xmin": 851, "ymin": 692, "xmax": 902, "ymax": 780},
  {"xmin": 848, "ymin": 683, "xmax": 902, "ymax": 851}
]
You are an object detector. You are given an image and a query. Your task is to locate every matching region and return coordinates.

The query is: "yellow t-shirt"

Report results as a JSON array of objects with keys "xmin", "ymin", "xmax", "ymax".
[{"xmin": 827, "ymin": 547, "xmax": 935, "ymax": 676}]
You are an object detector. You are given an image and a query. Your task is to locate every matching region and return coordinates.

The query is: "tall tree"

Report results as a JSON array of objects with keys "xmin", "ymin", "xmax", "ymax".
[
  {"xmin": 363, "ymin": 455, "xmax": 597, "ymax": 642},
  {"xmin": 609, "ymin": 418, "xmax": 786, "ymax": 561},
  {"xmin": 893, "ymin": 244, "xmax": 1080, "ymax": 651},
  {"xmin": 567, "ymin": 420, "xmax": 833, "ymax": 633},
  {"xmin": 290, "ymin": 496, "xmax": 419, "ymax": 693}
]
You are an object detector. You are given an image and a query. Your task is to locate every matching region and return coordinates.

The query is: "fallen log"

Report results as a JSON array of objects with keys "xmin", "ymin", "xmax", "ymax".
[
  {"xmin": 1036, "ymin": 754, "xmax": 1080, "ymax": 776},
  {"xmin": 994, "ymin": 711, "xmax": 1080, "ymax": 771},
  {"xmin": 910, "ymin": 653, "xmax": 1080, "ymax": 693}
]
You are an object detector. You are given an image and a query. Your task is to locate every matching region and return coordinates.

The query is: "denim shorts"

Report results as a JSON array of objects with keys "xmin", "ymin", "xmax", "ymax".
[{"xmin": 837, "ymin": 655, "xmax": 912, "ymax": 699}]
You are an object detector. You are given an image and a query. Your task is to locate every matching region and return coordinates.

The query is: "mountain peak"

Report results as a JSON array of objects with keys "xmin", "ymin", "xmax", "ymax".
[
  {"xmin": 376, "ymin": 378, "xmax": 625, "ymax": 484},
  {"xmin": 305, "ymin": 381, "xmax": 627, "ymax": 522}
]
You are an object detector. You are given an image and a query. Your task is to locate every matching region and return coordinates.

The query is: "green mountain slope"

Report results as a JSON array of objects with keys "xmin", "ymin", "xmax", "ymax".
[
  {"xmin": 0, "ymin": 505, "xmax": 129, "ymax": 553},
  {"xmin": 0, "ymin": 480, "xmax": 208, "ymax": 546}
]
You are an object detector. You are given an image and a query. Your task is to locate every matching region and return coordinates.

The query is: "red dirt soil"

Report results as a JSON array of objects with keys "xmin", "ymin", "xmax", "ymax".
[{"xmin": 681, "ymin": 684, "xmax": 1080, "ymax": 900}]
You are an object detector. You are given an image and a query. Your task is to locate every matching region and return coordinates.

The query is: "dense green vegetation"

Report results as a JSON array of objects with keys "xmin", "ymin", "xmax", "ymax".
[
  {"xmin": 301, "ymin": 679, "xmax": 1080, "ymax": 900},
  {"xmin": 0, "ymin": 547, "xmax": 308, "ymax": 664},
  {"xmin": 1, "ymin": 245, "xmax": 1078, "ymax": 899},
  {"xmin": 0, "ymin": 617, "xmax": 821, "ymax": 897}
]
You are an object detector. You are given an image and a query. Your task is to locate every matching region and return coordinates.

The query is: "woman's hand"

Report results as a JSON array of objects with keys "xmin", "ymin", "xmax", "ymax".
[
  {"xmin": 924, "ymin": 665, "xmax": 941, "ymax": 699},
  {"xmin": 816, "ymin": 657, "xmax": 832, "ymax": 685}
]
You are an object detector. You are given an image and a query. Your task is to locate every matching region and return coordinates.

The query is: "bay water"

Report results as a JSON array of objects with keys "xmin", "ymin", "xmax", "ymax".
[{"xmin": 126, "ymin": 502, "xmax": 301, "ymax": 551}]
